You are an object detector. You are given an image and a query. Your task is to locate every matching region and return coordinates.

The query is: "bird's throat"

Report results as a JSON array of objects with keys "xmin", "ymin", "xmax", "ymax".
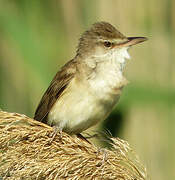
[{"xmin": 114, "ymin": 47, "xmax": 130, "ymax": 72}]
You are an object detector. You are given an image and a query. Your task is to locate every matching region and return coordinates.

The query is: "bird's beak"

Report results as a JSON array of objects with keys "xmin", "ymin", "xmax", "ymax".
[
  {"xmin": 126, "ymin": 37, "xmax": 148, "ymax": 46},
  {"xmin": 117, "ymin": 37, "xmax": 148, "ymax": 47},
  {"xmin": 127, "ymin": 37, "xmax": 148, "ymax": 46}
]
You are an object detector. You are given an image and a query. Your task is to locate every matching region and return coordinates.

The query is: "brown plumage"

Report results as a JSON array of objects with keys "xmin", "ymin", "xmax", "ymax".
[
  {"xmin": 77, "ymin": 21, "xmax": 126, "ymax": 57},
  {"xmin": 34, "ymin": 22, "xmax": 125, "ymax": 123},
  {"xmin": 34, "ymin": 59, "xmax": 77, "ymax": 123},
  {"xmin": 34, "ymin": 21, "xmax": 147, "ymax": 134}
]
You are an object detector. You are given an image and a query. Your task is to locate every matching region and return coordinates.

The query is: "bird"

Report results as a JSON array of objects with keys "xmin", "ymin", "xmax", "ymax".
[{"xmin": 34, "ymin": 21, "xmax": 147, "ymax": 136}]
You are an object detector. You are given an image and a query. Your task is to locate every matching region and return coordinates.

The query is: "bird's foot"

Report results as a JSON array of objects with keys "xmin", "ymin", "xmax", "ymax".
[
  {"xmin": 96, "ymin": 147, "xmax": 108, "ymax": 177},
  {"xmin": 49, "ymin": 126, "xmax": 62, "ymax": 143},
  {"xmin": 77, "ymin": 133, "xmax": 91, "ymax": 144}
]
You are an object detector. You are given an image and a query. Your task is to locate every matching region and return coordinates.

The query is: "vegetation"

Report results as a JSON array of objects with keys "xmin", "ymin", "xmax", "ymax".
[
  {"xmin": 0, "ymin": 111, "xmax": 148, "ymax": 179},
  {"xmin": 0, "ymin": 1, "xmax": 174, "ymax": 179}
]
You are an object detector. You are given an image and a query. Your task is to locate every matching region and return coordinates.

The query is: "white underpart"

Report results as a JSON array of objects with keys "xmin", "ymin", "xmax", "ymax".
[
  {"xmin": 88, "ymin": 47, "xmax": 131, "ymax": 100},
  {"xmin": 48, "ymin": 47, "xmax": 131, "ymax": 134},
  {"xmin": 114, "ymin": 47, "xmax": 130, "ymax": 71},
  {"xmin": 92, "ymin": 47, "xmax": 130, "ymax": 72}
]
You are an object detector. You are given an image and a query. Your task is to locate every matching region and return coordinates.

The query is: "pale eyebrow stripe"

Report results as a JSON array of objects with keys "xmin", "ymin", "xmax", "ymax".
[{"xmin": 97, "ymin": 38, "xmax": 127, "ymax": 44}]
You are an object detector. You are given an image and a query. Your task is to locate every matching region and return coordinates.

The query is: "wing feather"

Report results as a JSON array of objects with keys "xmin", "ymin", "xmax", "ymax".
[{"xmin": 34, "ymin": 59, "xmax": 77, "ymax": 123}]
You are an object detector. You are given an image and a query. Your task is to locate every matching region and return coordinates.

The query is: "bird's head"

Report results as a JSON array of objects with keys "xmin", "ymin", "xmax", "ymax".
[{"xmin": 77, "ymin": 22, "xmax": 147, "ymax": 70}]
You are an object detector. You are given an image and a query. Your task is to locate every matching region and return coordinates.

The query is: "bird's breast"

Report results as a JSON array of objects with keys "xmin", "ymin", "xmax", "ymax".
[
  {"xmin": 87, "ymin": 61, "xmax": 128, "ymax": 101},
  {"xmin": 48, "ymin": 64, "xmax": 128, "ymax": 134}
]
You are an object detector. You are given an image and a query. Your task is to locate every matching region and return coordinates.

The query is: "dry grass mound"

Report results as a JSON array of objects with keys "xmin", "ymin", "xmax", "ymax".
[{"xmin": 0, "ymin": 110, "xmax": 148, "ymax": 180}]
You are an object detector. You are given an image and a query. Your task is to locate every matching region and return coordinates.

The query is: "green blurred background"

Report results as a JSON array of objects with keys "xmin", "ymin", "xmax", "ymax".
[{"xmin": 0, "ymin": 0, "xmax": 175, "ymax": 179}]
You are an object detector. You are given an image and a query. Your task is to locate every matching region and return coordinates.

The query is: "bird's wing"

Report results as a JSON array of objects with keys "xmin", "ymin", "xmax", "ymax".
[{"xmin": 34, "ymin": 59, "xmax": 77, "ymax": 123}]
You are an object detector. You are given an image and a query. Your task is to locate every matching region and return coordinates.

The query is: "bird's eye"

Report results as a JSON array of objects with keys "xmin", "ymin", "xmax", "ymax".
[{"xmin": 104, "ymin": 41, "xmax": 112, "ymax": 48}]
